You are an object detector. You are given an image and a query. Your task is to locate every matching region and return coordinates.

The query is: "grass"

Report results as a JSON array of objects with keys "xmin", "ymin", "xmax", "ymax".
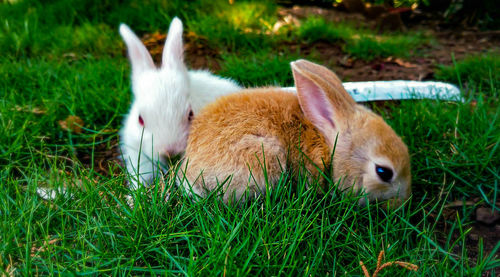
[
  {"xmin": 435, "ymin": 52, "xmax": 500, "ymax": 90},
  {"xmin": 297, "ymin": 17, "xmax": 431, "ymax": 60},
  {"xmin": 219, "ymin": 49, "xmax": 305, "ymax": 87},
  {"xmin": 185, "ymin": 1, "xmax": 278, "ymax": 52},
  {"xmin": 1, "ymin": 0, "xmax": 499, "ymax": 275}
]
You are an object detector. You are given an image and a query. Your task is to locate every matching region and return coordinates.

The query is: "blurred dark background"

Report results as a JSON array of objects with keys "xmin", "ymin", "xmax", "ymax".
[{"xmin": 278, "ymin": 0, "xmax": 499, "ymax": 30}]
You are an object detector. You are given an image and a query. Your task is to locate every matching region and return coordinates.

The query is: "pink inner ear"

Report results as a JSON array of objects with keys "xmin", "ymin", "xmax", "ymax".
[
  {"xmin": 295, "ymin": 72, "xmax": 336, "ymax": 129},
  {"xmin": 132, "ymin": 46, "xmax": 150, "ymax": 70},
  {"xmin": 120, "ymin": 25, "xmax": 154, "ymax": 73}
]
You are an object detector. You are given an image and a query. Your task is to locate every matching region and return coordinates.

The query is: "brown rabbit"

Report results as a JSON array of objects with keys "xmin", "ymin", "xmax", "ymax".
[{"xmin": 178, "ymin": 59, "xmax": 411, "ymax": 203}]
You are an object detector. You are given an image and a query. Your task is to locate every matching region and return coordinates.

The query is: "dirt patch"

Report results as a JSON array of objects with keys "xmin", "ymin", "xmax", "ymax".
[
  {"xmin": 139, "ymin": 6, "xmax": 498, "ymax": 83},
  {"xmin": 271, "ymin": 7, "xmax": 498, "ymax": 82},
  {"xmin": 275, "ymin": 6, "xmax": 499, "ymax": 82},
  {"xmin": 433, "ymin": 200, "xmax": 500, "ymax": 273},
  {"xmin": 77, "ymin": 137, "xmax": 122, "ymax": 177},
  {"xmin": 141, "ymin": 31, "xmax": 223, "ymax": 71},
  {"xmin": 276, "ymin": 40, "xmax": 437, "ymax": 81}
]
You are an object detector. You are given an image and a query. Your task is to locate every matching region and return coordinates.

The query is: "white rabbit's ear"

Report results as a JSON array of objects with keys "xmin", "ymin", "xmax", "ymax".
[
  {"xmin": 162, "ymin": 17, "xmax": 185, "ymax": 70},
  {"xmin": 291, "ymin": 60, "xmax": 356, "ymax": 146},
  {"xmin": 119, "ymin": 23, "xmax": 155, "ymax": 74}
]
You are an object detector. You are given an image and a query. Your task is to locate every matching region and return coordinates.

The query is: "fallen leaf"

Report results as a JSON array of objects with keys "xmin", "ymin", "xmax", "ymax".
[
  {"xmin": 63, "ymin": 52, "xmax": 78, "ymax": 62},
  {"xmin": 142, "ymin": 32, "xmax": 165, "ymax": 47},
  {"xmin": 470, "ymin": 100, "xmax": 477, "ymax": 110},
  {"xmin": 2, "ymin": 255, "xmax": 16, "ymax": 277},
  {"xmin": 185, "ymin": 31, "xmax": 208, "ymax": 42},
  {"xmin": 476, "ymin": 207, "xmax": 500, "ymax": 225},
  {"xmin": 12, "ymin": 105, "xmax": 47, "ymax": 115},
  {"xmin": 31, "ymin": 108, "xmax": 46, "ymax": 114},
  {"xmin": 272, "ymin": 14, "xmax": 300, "ymax": 34},
  {"xmin": 339, "ymin": 56, "xmax": 354, "ymax": 68},
  {"xmin": 385, "ymin": 57, "xmax": 417, "ymax": 68},
  {"xmin": 450, "ymin": 144, "xmax": 458, "ymax": 155},
  {"xmin": 445, "ymin": 199, "xmax": 476, "ymax": 208},
  {"xmin": 30, "ymin": 238, "xmax": 60, "ymax": 258},
  {"xmin": 58, "ymin": 115, "xmax": 84, "ymax": 134},
  {"xmin": 99, "ymin": 128, "xmax": 118, "ymax": 134}
]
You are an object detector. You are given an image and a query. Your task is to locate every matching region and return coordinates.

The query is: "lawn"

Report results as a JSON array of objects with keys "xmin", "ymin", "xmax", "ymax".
[{"xmin": 0, "ymin": 0, "xmax": 499, "ymax": 275}]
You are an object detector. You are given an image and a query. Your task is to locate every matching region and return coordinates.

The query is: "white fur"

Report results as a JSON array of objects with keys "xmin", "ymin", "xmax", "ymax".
[
  {"xmin": 120, "ymin": 18, "xmax": 241, "ymax": 189},
  {"xmin": 188, "ymin": 70, "xmax": 241, "ymax": 114}
]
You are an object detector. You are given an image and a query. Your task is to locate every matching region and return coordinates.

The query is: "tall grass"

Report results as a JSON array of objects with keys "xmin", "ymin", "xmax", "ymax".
[{"xmin": 436, "ymin": 52, "xmax": 500, "ymax": 89}]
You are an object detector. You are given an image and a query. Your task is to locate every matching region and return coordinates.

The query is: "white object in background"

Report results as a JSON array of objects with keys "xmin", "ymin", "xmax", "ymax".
[{"xmin": 283, "ymin": 80, "xmax": 462, "ymax": 102}]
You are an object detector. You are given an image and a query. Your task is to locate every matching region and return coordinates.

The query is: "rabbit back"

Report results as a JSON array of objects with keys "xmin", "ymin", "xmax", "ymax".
[{"xmin": 179, "ymin": 88, "xmax": 330, "ymax": 202}]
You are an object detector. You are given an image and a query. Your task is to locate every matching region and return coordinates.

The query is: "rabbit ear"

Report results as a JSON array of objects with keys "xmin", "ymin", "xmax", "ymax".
[
  {"xmin": 119, "ymin": 23, "xmax": 155, "ymax": 74},
  {"xmin": 291, "ymin": 59, "xmax": 356, "ymax": 145},
  {"xmin": 162, "ymin": 17, "xmax": 185, "ymax": 70}
]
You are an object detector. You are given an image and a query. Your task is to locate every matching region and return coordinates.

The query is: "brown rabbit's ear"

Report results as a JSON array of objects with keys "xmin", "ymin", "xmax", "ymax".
[{"xmin": 291, "ymin": 60, "xmax": 356, "ymax": 144}]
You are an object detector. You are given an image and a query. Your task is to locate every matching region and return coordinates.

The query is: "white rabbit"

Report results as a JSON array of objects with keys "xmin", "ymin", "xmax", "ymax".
[{"xmin": 119, "ymin": 17, "xmax": 241, "ymax": 189}]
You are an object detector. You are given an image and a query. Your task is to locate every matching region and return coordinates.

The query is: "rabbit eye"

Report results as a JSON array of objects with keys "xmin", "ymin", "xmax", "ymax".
[
  {"xmin": 188, "ymin": 109, "xmax": 194, "ymax": 122},
  {"xmin": 375, "ymin": 165, "xmax": 393, "ymax": 182},
  {"xmin": 138, "ymin": 115, "xmax": 144, "ymax": 126}
]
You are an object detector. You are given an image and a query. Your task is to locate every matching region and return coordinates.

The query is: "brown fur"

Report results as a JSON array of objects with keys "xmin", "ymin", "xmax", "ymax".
[
  {"xmin": 179, "ymin": 60, "xmax": 411, "ymax": 203},
  {"xmin": 180, "ymin": 89, "xmax": 330, "ymax": 202}
]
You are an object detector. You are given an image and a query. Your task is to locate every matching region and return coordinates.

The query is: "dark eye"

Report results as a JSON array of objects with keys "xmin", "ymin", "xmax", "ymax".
[
  {"xmin": 138, "ymin": 115, "xmax": 144, "ymax": 126},
  {"xmin": 375, "ymin": 165, "xmax": 393, "ymax": 182},
  {"xmin": 187, "ymin": 109, "xmax": 193, "ymax": 122}
]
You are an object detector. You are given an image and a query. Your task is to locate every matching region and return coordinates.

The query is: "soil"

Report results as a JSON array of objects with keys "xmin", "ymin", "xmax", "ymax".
[
  {"xmin": 77, "ymin": 137, "xmax": 122, "ymax": 177},
  {"xmin": 432, "ymin": 200, "xmax": 500, "ymax": 273},
  {"xmin": 141, "ymin": 5, "xmax": 499, "ymax": 84},
  {"xmin": 98, "ymin": 4, "xmax": 499, "ymax": 270}
]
